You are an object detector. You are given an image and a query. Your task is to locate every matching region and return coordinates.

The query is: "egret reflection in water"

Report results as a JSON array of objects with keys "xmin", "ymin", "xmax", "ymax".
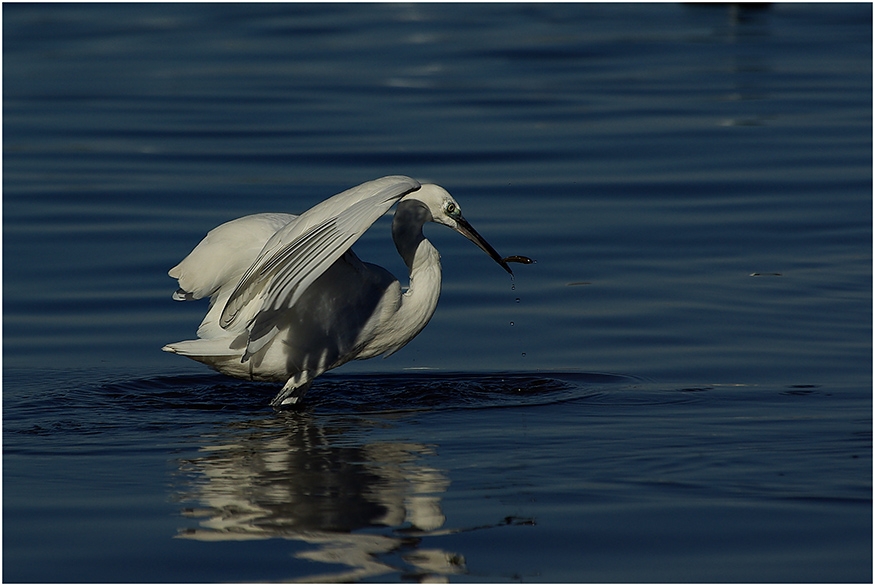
[
  {"xmin": 172, "ymin": 410, "xmax": 464, "ymax": 582},
  {"xmin": 159, "ymin": 372, "xmax": 572, "ymax": 580}
]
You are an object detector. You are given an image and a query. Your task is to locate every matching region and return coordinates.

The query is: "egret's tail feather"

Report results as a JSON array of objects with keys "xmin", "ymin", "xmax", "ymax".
[{"xmin": 162, "ymin": 338, "xmax": 238, "ymax": 358}]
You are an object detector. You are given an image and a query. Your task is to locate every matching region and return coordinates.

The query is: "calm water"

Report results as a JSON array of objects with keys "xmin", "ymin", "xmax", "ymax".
[{"xmin": 4, "ymin": 3, "xmax": 872, "ymax": 582}]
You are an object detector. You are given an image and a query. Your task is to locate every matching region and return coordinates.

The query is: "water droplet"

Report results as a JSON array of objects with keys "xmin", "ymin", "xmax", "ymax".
[
  {"xmin": 515, "ymin": 297, "xmax": 520, "ymax": 303},
  {"xmin": 509, "ymin": 321, "xmax": 514, "ymax": 326},
  {"xmin": 511, "ymin": 284, "xmax": 516, "ymax": 291},
  {"xmin": 521, "ymin": 352, "xmax": 527, "ymax": 358}
]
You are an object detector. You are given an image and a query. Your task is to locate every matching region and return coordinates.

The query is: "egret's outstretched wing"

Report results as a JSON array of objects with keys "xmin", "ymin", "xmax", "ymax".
[
  {"xmin": 219, "ymin": 175, "xmax": 421, "ymax": 353},
  {"xmin": 168, "ymin": 213, "xmax": 297, "ymax": 302}
]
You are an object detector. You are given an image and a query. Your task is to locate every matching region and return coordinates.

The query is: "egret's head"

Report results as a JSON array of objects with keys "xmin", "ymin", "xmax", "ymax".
[{"xmin": 401, "ymin": 184, "xmax": 512, "ymax": 275}]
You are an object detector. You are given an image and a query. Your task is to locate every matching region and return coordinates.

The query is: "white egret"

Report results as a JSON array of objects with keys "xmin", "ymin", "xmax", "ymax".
[{"xmin": 163, "ymin": 175, "xmax": 529, "ymax": 407}]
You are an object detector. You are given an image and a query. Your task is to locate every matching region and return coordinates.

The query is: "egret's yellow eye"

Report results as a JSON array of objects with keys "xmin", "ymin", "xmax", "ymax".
[{"xmin": 445, "ymin": 202, "xmax": 458, "ymax": 215}]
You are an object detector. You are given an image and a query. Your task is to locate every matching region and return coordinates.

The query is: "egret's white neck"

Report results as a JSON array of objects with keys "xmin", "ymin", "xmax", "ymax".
[{"xmin": 395, "ymin": 238, "xmax": 442, "ymax": 344}]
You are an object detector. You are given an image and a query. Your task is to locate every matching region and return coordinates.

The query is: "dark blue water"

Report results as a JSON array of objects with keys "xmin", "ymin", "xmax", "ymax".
[{"xmin": 4, "ymin": 3, "xmax": 871, "ymax": 582}]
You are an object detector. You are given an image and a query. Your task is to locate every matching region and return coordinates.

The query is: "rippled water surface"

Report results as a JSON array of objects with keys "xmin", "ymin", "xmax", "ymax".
[{"xmin": 4, "ymin": 3, "xmax": 872, "ymax": 582}]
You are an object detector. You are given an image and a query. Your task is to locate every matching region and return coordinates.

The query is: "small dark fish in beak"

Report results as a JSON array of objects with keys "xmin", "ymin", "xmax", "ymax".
[{"xmin": 502, "ymin": 255, "xmax": 534, "ymax": 265}]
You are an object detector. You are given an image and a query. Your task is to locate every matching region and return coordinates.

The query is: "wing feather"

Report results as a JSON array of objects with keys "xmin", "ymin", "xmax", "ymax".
[{"xmin": 219, "ymin": 176, "xmax": 421, "ymax": 340}]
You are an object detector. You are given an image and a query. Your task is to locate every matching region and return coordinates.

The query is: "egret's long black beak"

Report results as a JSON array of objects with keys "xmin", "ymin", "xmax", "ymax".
[{"xmin": 455, "ymin": 216, "xmax": 513, "ymax": 275}]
